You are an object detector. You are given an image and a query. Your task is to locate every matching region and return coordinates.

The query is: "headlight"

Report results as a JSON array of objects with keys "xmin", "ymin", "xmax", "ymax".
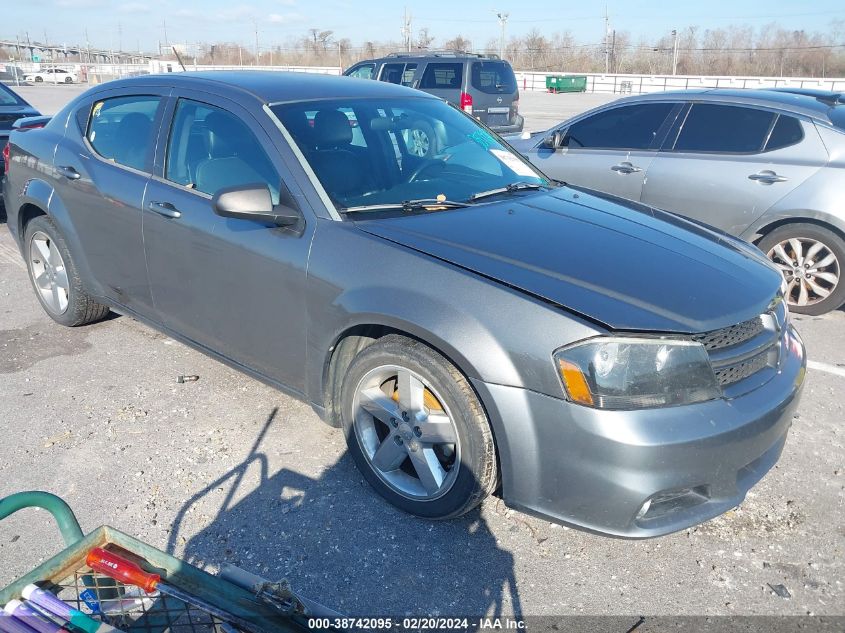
[{"xmin": 554, "ymin": 337, "xmax": 720, "ymax": 410}]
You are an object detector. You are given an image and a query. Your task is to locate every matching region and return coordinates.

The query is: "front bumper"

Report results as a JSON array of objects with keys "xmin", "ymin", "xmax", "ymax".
[{"xmin": 472, "ymin": 324, "xmax": 806, "ymax": 538}]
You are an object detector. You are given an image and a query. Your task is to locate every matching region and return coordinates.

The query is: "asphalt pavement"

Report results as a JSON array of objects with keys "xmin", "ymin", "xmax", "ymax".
[{"xmin": 0, "ymin": 83, "xmax": 842, "ymax": 619}]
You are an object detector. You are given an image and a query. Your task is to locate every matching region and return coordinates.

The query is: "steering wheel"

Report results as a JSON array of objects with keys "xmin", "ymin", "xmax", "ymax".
[{"xmin": 406, "ymin": 160, "xmax": 443, "ymax": 183}]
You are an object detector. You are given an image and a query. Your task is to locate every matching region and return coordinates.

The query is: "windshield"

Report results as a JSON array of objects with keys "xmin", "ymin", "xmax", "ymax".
[
  {"xmin": 269, "ymin": 97, "xmax": 546, "ymax": 210},
  {"xmin": 0, "ymin": 83, "xmax": 23, "ymax": 106}
]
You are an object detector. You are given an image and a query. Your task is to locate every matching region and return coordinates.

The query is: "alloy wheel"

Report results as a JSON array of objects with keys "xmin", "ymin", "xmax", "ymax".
[
  {"xmin": 351, "ymin": 364, "xmax": 461, "ymax": 501},
  {"xmin": 408, "ymin": 128, "xmax": 430, "ymax": 158},
  {"xmin": 29, "ymin": 231, "xmax": 70, "ymax": 315},
  {"xmin": 767, "ymin": 236, "xmax": 840, "ymax": 308}
]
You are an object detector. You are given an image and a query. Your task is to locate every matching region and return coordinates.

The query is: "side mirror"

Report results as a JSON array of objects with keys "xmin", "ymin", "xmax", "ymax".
[
  {"xmin": 542, "ymin": 130, "xmax": 566, "ymax": 150},
  {"xmin": 212, "ymin": 184, "xmax": 300, "ymax": 227}
]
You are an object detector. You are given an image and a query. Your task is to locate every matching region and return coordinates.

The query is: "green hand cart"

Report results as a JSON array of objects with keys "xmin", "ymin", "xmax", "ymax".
[{"xmin": 0, "ymin": 491, "xmax": 338, "ymax": 633}]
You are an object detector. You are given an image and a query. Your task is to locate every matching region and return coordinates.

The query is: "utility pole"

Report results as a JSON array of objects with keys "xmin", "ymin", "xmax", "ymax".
[
  {"xmin": 253, "ymin": 20, "xmax": 259, "ymax": 65},
  {"xmin": 162, "ymin": 19, "xmax": 169, "ymax": 47},
  {"xmin": 494, "ymin": 10, "xmax": 509, "ymax": 59},
  {"xmin": 118, "ymin": 22, "xmax": 122, "ymax": 53},
  {"xmin": 604, "ymin": 5, "xmax": 610, "ymax": 74},
  {"xmin": 671, "ymin": 29, "xmax": 679, "ymax": 75},
  {"xmin": 610, "ymin": 29, "xmax": 616, "ymax": 73},
  {"xmin": 401, "ymin": 7, "xmax": 412, "ymax": 52}
]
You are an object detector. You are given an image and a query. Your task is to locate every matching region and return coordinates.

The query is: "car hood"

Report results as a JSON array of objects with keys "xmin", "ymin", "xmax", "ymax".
[{"xmin": 354, "ymin": 187, "xmax": 782, "ymax": 333}]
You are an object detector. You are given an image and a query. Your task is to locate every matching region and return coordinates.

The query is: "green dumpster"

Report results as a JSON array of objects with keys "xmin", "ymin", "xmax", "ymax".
[{"xmin": 546, "ymin": 75, "xmax": 587, "ymax": 93}]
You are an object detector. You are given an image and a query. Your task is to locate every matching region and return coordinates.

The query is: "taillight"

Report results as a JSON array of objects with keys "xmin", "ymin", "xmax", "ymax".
[
  {"xmin": 18, "ymin": 122, "xmax": 46, "ymax": 130},
  {"xmin": 513, "ymin": 98, "xmax": 519, "ymax": 113},
  {"xmin": 2, "ymin": 142, "xmax": 9, "ymax": 175},
  {"xmin": 460, "ymin": 92, "xmax": 473, "ymax": 113}
]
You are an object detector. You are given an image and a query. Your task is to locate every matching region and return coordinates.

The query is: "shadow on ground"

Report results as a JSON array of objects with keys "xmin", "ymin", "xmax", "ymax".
[{"xmin": 166, "ymin": 408, "xmax": 521, "ymax": 616}]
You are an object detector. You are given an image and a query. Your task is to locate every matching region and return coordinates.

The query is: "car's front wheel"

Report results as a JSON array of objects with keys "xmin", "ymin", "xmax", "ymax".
[
  {"xmin": 24, "ymin": 216, "xmax": 110, "ymax": 326},
  {"xmin": 34, "ymin": 76, "xmax": 43, "ymax": 83},
  {"xmin": 340, "ymin": 335, "xmax": 498, "ymax": 519},
  {"xmin": 758, "ymin": 223, "xmax": 845, "ymax": 315},
  {"xmin": 64, "ymin": 76, "xmax": 73, "ymax": 83}
]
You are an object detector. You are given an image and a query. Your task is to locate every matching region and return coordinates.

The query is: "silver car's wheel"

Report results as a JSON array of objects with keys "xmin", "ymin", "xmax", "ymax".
[
  {"xmin": 408, "ymin": 128, "xmax": 431, "ymax": 158},
  {"xmin": 29, "ymin": 231, "xmax": 70, "ymax": 315},
  {"xmin": 759, "ymin": 223, "xmax": 845, "ymax": 316},
  {"xmin": 340, "ymin": 334, "xmax": 497, "ymax": 519},
  {"xmin": 352, "ymin": 364, "xmax": 460, "ymax": 500}
]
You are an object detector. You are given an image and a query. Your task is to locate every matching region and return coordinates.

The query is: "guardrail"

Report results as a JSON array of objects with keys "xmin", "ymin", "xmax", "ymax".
[{"xmin": 514, "ymin": 71, "xmax": 845, "ymax": 94}]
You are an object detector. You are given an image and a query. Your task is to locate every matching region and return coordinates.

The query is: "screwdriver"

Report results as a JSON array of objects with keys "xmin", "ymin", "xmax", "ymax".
[{"xmin": 85, "ymin": 548, "xmax": 262, "ymax": 633}]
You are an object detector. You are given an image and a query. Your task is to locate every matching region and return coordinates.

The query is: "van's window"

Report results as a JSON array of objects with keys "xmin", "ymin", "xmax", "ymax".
[
  {"xmin": 765, "ymin": 115, "xmax": 804, "ymax": 151},
  {"xmin": 564, "ymin": 103, "xmax": 674, "ymax": 150},
  {"xmin": 346, "ymin": 63, "xmax": 375, "ymax": 79},
  {"xmin": 419, "ymin": 63, "xmax": 462, "ymax": 90},
  {"xmin": 675, "ymin": 104, "xmax": 775, "ymax": 153},
  {"xmin": 470, "ymin": 61, "xmax": 517, "ymax": 94},
  {"xmin": 87, "ymin": 95, "xmax": 161, "ymax": 171},
  {"xmin": 165, "ymin": 99, "xmax": 280, "ymax": 203}
]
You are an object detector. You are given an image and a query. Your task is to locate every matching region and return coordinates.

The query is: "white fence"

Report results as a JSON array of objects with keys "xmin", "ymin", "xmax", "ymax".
[{"xmin": 514, "ymin": 71, "xmax": 845, "ymax": 94}]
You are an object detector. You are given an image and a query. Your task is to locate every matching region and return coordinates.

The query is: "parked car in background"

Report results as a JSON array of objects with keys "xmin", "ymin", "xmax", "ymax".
[
  {"xmin": 344, "ymin": 50, "xmax": 524, "ymax": 152},
  {"xmin": 1, "ymin": 83, "xmax": 40, "ymax": 216},
  {"xmin": 0, "ymin": 66, "xmax": 27, "ymax": 85},
  {"xmin": 3, "ymin": 72, "xmax": 805, "ymax": 538},
  {"xmin": 514, "ymin": 89, "xmax": 845, "ymax": 315},
  {"xmin": 24, "ymin": 67, "xmax": 77, "ymax": 83}
]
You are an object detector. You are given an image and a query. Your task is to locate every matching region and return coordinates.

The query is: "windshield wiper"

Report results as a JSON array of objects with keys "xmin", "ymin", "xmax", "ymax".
[
  {"xmin": 468, "ymin": 181, "xmax": 548, "ymax": 202},
  {"xmin": 340, "ymin": 198, "xmax": 473, "ymax": 214}
]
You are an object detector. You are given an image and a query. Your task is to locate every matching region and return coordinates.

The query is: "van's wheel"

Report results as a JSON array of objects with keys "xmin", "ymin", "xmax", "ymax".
[
  {"xmin": 406, "ymin": 121, "xmax": 438, "ymax": 158},
  {"xmin": 340, "ymin": 335, "xmax": 497, "ymax": 519},
  {"xmin": 24, "ymin": 215, "xmax": 110, "ymax": 326},
  {"xmin": 758, "ymin": 223, "xmax": 845, "ymax": 315}
]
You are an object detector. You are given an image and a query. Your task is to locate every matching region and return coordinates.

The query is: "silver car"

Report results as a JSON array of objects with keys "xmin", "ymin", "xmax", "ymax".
[
  {"xmin": 515, "ymin": 89, "xmax": 845, "ymax": 315},
  {"xmin": 3, "ymin": 73, "xmax": 805, "ymax": 538}
]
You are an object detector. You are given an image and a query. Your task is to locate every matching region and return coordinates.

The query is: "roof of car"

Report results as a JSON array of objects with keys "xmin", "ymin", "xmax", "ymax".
[
  {"xmin": 100, "ymin": 71, "xmax": 432, "ymax": 104},
  {"xmin": 616, "ymin": 88, "xmax": 844, "ymax": 127}
]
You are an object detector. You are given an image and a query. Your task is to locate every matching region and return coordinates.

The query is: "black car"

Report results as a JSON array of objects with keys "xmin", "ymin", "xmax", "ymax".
[
  {"xmin": 1, "ymin": 83, "xmax": 40, "ymax": 216},
  {"xmin": 344, "ymin": 51, "xmax": 523, "ymax": 141}
]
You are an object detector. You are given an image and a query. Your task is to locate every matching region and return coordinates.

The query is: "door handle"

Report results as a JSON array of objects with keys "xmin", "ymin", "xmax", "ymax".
[
  {"xmin": 148, "ymin": 201, "xmax": 182, "ymax": 219},
  {"xmin": 748, "ymin": 170, "xmax": 788, "ymax": 184},
  {"xmin": 56, "ymin": 165, "xmax": 80, "ymax": 180},
  {"xmin": 610, "ymin": 162, "xmax": 642, "ymax": 174}
]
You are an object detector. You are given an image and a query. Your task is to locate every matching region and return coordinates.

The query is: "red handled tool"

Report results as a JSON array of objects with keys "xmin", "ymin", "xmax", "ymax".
[{"xmin": 86, "ymin": 548, "xmax": 263, "ymax": 633}]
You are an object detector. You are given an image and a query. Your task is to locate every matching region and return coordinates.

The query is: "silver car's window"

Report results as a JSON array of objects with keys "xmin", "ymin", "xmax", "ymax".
[
  {"xmin": 270, "ymin": 97, "xmax": 546, "ymax": 210},
  {"xmin": 87, "ymin": 95, "xmax": 161, "ymax": 172},
  {"xmin": 563, "ymin": 103, "xmax": 674, "ymax": 150},
  {"xmin": 764, "ymin": 114, "xmax": 804, "ymax": 151},
  {"xmin": 675, "ymin": 103, "xmax": 775, "ymax": 153},
  {"xmin": 165, "ymin": 99, "xmax": 281, "ymax": 203}
]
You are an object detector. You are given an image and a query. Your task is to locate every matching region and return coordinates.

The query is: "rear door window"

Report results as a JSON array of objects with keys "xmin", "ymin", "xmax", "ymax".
[
  {"xmin": 564, "ymin": 103, "xmax": 674, "ymax": 150},
  {"xmin": 419, "ymin": 63, "xmax": 463, "ymax": 90},
  {"xmin": 87, "ymin": 95, "xmax": 162, "ymax": 172},
  {"xmin": 471, "ymin": 61, "xmax": 517, "ymax": 94},
  {"xmin": 674, "ymin": 104, "xmax": 775, "ymax": 153}
]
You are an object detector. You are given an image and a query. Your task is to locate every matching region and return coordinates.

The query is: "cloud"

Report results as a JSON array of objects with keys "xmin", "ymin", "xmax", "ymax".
[
  {"xmin": 118, "ymin": 2, "xmax": 151, "ymax": 13},
  {"xmin": 268, "ymin": 12, "xmax": 304, "ymax": 24}
]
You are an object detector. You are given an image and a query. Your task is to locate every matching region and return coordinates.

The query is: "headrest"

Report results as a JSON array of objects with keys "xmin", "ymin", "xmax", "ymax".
[{"xmin": 313, "ymin": 109, "xmax": 353, "ymax": 148}]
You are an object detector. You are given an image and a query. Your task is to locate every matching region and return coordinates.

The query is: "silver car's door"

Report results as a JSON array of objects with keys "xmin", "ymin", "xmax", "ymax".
[
  {"xmin": 142, "ymin": 92, "xmax": 314, "ymax": 392},
  {"xmin": 641, "ymin": 103, "xmax": 827, "ymax": 235},
  {"xmin": 527, "ymin": 102, "xmax": 680, "ymax": 202}
]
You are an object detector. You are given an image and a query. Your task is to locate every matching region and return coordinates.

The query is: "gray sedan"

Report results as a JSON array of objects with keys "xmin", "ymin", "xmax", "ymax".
[
  {"xmin": 514, "ymin": 89, "xmax": 845, "ymax": 315},
  {"xmin": 3, "ymin": 72, "xmax": 805, "ymax": 537}
]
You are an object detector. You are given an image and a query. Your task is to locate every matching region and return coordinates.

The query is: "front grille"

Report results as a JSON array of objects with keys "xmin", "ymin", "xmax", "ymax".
[
  {"xmin": 692, "ymin": 315, "xmax": 764, "ymax": 351},
  {"xmin": 694, "ymin": 303, "xmax": 784, "ymax": 391},
  {"xmin": 714, "ymin": 351, "xmax": 770, "ymax": 386}
]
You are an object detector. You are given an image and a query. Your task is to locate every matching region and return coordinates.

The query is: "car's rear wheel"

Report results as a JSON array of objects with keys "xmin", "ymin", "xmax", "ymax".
[
  {"xmin": 758, "ymin": 223, "xmax": 845, "ymax": 315},
  {"xmin": 24, "ymin": 216, "xmax": 110, "ymax": 326},
  {"xmin": 340, "ymin": 335, "xmax": 497, "ymax": 519}
]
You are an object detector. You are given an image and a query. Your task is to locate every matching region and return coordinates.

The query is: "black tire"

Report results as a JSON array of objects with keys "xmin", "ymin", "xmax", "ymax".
[
  {"xmin": 34, "ymin": 76, "xmax": 43, "ymax": 82},
  {"xmin": 24, "ymin": 215, "xmax": 110, "ymax": 326},
  {"xmin": 64, "ymin": 76, "xmax": 73, "ymax": 84},
  {"xmin": 340, "ymin": 334, "xmax": 498, "ymax": 519},
  {"xmin": 758, "ymin": 223, "xmax": 845, "ymax": 316}
]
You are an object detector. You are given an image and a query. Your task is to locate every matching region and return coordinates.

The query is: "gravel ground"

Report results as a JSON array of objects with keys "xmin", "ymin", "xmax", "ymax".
[{"xmin": 0, "ymin": 83, "xmax": 842, "ymax": 618}]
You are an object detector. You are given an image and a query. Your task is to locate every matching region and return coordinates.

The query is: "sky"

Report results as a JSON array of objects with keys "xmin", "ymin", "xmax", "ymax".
[{"xmin": 3, "ymin": 0, "xmax": 844, "ymax": 54}]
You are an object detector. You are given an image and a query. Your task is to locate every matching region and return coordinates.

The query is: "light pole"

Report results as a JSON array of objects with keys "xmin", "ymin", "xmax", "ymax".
[
  {"xmin": 494, "ymin": 10, "xmax": 509, "ymax": 59},
  {"xmin": 671, "ymin": 29, "xmax": 679, "ymax": 75}
]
